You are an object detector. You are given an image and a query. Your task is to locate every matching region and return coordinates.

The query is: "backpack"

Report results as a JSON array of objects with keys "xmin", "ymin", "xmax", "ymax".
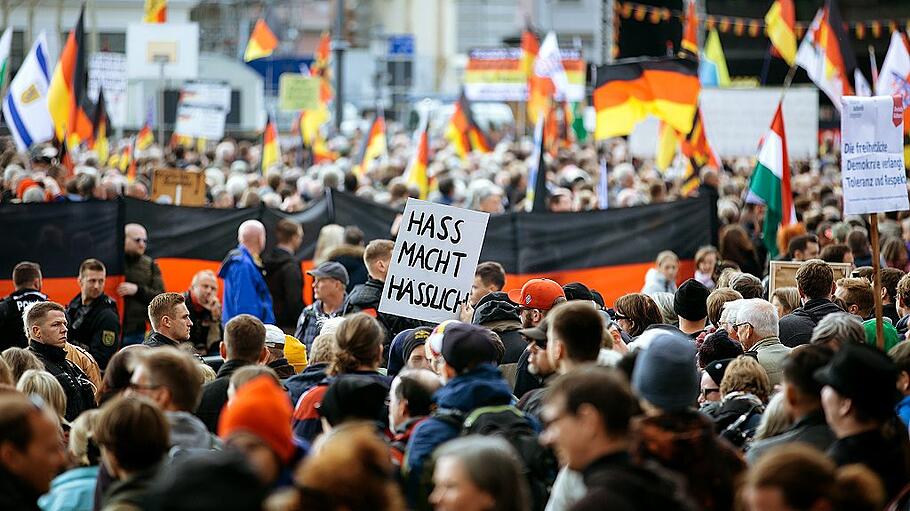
[{"xmin": 435, "ymin": 405, "xmax": 557, "ymax": 511}]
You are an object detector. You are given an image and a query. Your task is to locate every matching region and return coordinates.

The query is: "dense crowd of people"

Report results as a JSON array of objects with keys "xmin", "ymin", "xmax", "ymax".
[
  {"xmin": 3, "ymin": 124, "xmax": 910, "ymax": 510},
  {"xmin": 1, "ymin": 192, "xmax": 910, "ymax": 510}
]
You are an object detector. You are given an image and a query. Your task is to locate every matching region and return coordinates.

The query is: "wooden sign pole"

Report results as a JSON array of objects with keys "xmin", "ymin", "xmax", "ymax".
[{"xmin": 869, "ymin": 213, "xmax": 885, "ymax": 351}]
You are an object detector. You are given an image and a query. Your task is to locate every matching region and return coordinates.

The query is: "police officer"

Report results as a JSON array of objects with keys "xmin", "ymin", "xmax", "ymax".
[
  {"xmin": 66, "ymin": 259, "xmax": 120, "ymax": 370},
  {"xmin": 26, "ymin": 301, "xmax": 96, "ymax": 421},
  {"xmin": 0, "ymin": 261, "xmax": 46, "ymax": 351}
]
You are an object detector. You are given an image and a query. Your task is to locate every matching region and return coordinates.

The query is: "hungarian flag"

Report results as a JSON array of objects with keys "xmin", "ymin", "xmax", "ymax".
[
  {"xmin": 0, "ymin": 27, "xmax": 12, "ymax": 90},
  {"xmin": 311, "ymin": 31, "xmax": 333, "ymax": 102},
  {"xmin": 353, "ymin": 113, "xmax": 387, "ymax": 176},
  {"xmin": 47, "ymin": 6, "xmax": 94, "ymax": 147},
  {"xmin": 405, "ymin": 118, "xmax": 430, "ymax": 200},
  {"xmin": 795, "ymin": 0, "xmax": 855, "ymax": 112},
  {"xmin": 747, "ymin": 103, "xmax": 793, "ymax": 258},
  {"xmin": 244, "ymin": 19, "xmax": 278, "ymax": 62},
  {"xmin": 446, "ymin": 92, "xmax": 491, "ymax": 159},
  {"xmin": 681, "ymin": 0, "xmax": 698, "ymax": 55},
  {"xmin": 765, "ymin": 0, "xmax": 796, "ymax": 65},
  {"xmin": 143, "ymin": 0, "xmax": 167, "ymax": 23},
  {"xmin": 876, "ymin": 31, "xmax": 910, "ymax": 133},
  {"xmin": 261, "ymin": 114, "xmax": 280, "ymax": 173},
  {"xmin": 136, "ymin": 122, "xmax": 154, "ymax": 150},
  {"xmin": 89, "ymin": 89, "xmax": 110, "ymax": 165},
  {"xmin": 593, "ymin": 56, "xmax": 700, "ymax": 140}
]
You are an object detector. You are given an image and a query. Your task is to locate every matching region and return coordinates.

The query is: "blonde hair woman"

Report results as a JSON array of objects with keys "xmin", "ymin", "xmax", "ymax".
[
  {"xmin": 313, "ymin": 224, "xmax": 345, "ymax": 265},
  {"xmin": 17, "ymin": 369, "xmax": 67, "ymax": 425}
]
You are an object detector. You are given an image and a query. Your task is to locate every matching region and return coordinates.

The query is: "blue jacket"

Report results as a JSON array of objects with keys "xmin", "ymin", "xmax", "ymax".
[
  {"xmin": 403, "ymin": 364, "xmax": 513, "ymax": 501},
  {"xmin": 897, "ymin": 395, "xmax": 910, "ymax": 428},
  {"xmin": 38, "ymin": 465, "xmax": 99, "ymax": 511},
  {"xmin": 218, "ymin": 245, "xmax": 275, "ymax": 326}
]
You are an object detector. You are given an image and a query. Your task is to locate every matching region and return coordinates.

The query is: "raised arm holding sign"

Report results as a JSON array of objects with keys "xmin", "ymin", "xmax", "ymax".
[{"xmin": 380, "ymin": 199, "xmax": 490, "ymax": 324}]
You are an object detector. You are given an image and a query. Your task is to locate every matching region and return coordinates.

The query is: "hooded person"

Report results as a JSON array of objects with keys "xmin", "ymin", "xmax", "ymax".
[
  {"xmin": 218, "ymin": 375, "xmax": 301, "ymax": 489},
  {"xmin": 630, "ymin": 329, "xmax": 745, "ymax": 511},
  {"xmin": 387, "ymin": 327, "xmax": 433, "ymax": 378},
  {"xmin": 472, "ymin": 291, "xmax": 526, "ymax": 364},
  {"xmin": 402, "ymin": 321, "xmax": 513, "ymax": 508}
]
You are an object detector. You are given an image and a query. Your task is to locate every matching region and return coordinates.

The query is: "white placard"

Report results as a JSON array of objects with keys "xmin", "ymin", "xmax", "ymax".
[
  {"xmin": 179, "ymin": 81, "xmax": 232, "ymax": 113},
  {"xmin": 379, "ymin": 199, "xmax": 490, "ymax": 323},
  {"xmin": 88, "ymin": 52, "xmax": 127, "ymax": 127},
  {"xmin": 840, "ymin": 95, "xmax": 909, "ymax": 215},
  {"xmin": 174, "ymin": 105, "xmax": 226, "ymax": 140}
]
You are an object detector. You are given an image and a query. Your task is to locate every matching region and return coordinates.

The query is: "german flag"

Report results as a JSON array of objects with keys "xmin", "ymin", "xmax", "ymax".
[
  {"xmin": 353, "ymin": 114, "xmax": 387, "ymax": 176},
  {"xmin": 593, "ymin": 56, "xmax": 700, "ymax": 140},
  {"xmin": 681, "ymin": 0, "xmax": 698, "ymax": 55},
  {"xmin": 405, "ymin": 119, "xmax": 430, "ymax": 199},
  {"xmin": 446, "ymin": 92, "xmax": 491, "ymax": 159},
  {"xmin": 311, "ymin": 31, "xmax": 333, "ymax": 102},
  {"xmin": 47, "ymin": 6, "xmax": 94, "ymax": 147},
  {"xmin": 520, "ymin": 25, "xmax": 539, "ymax": 79},
  {"xmin": 143, "ymin": 0, "xmax": 166, "ymax": 23},
  {"xmin": 765, "ymin": 0, "xmax": 796, "ymax": 65},
  {"xmin": 89, "ymin": 89, "xmax": 110, "ymax": 165},
  {"xmin": 261, "ymin": 114, "xmax": 280, "ymax": 173},
  {"xmin": 244, "ymin": 19, "xmax": 278, "ymax": 62},
  {"xmin": 136, "ymin": 122, "xmax": 154, "ymax": 150}
]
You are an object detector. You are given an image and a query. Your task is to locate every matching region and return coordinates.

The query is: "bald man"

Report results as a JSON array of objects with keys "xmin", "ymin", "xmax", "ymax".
[
  {"xmin": 218, "ymin": 220, "xmax": 275, "ymax": 325},
  {"xmin": 121, "ymin": 223, "xmax": 165, "ymax": 346}
]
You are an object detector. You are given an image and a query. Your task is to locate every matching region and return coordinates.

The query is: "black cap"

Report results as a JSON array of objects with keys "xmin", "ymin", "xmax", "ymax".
[
  {"xmin": 518, "ymin": 318, "xmax": 549, "ymax": 348},
  {"xmin": 440, "ymin": 322, "xmax": 499, "ymax": 373},
  {"xmin": 318, "ymin": 375, "xmax": 389, "ymax": 426},
  {"xmin": 475, "ymin": 291, "xmax": 514, "ymax": 309},
  {"xmin": 705, "ymin": 358, "xmax": 734, "ymax": 385},
  {"xmin": 563, "ymin": 282, "xmax": 595, "ymax": 302},
  {"xmin": 674, "ymin": 278, "xmax": 710, "ymax": 321},
  {"xmin": 401, "ymin": 327, "xmax": 432, "ymax": 361},
  {"xmin": 813, "ymin": 343, "xmax": 900, "ymax": 419},
  {"xmin": 307, "ymin": 261, "xmax": 350, "ymax": 286}
]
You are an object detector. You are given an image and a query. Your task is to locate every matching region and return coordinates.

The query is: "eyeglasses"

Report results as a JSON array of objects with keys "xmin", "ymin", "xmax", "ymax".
[
  {"xmin": 613, "ymin": 312, "xmax": 630, "ymax": 321},
  {"xmin": 702, "ymin": 387, "xmax": 720, "ymax": 399},
  {"xmin": 732, "ymin": 322, "xmax": 753, "ymax": 330}
]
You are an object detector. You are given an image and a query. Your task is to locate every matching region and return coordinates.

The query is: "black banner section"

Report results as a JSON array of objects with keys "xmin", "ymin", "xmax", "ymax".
[
  {"xmin": 0, "ymin": 201, "xmax": 124, "ymax": 278},
  {"xmin": 3, "ymin": 193, "xmax": 712, "ymax": 279}
]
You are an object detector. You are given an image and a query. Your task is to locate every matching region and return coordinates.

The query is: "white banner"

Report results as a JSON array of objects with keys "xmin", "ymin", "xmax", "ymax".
[
  {"xmin": 88, "ymin": 52, "xmax": 127, "ymax": 127},
  {"xmin": 174, "ymin": 105, "xmax": 226, "ymax": 140},
  {"xmin": 840, "ymin": 95, "xmax": 909, "ymax": 215},
  {"xmin": 379, "ymin": 199, "xmax": 489, "ymax": 324}
]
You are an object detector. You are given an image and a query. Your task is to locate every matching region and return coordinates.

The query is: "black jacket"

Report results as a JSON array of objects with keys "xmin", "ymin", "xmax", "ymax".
[
  {"xmin": 472, "ymin": 299, "xmax": 526, "ymax": 364},
  {"xmin": 884, "ymin": 303, "xmax": 901, "ymax": 326},
  {"xmin": 571, "ymin": 452, "xmax": 693, "ymax": 511},
  {"xmin": 746, "ymin": 410, "xmax": 835, "ymax": 464},
  {"xmin": 28, "ymin": 340, "xmax": 96, "ymax": 422},
  {"xmin": 0, "ymin": 288, "xmax": 46, "ymax": 351},
  {"xmin": 195, "ymin": 359, "xmax": 253, "ymax": 433},
  {"xmin": 0, "ymin": 465, "xmax": 41, "ymax": 511},
  {"xmin": 343, "ymin": 278, "xmax": 424, "ymax": 349},
  {"xmin": 828, "ymin": 426, "xmax": 910, "ymax": 501},
  {"xmin": 263, "ymin": 246, "xmax": 304, "ymax": 332},
  {"xmin": 143, "ymin": 331, "xmax": 179, "ymax": 349},
  {"xmin": 285, "ymin": 362, "xmax": 328, "ymax": 405},
  {"xmin": 184, "ymin": 290, "xmax": 220, "ymax": 354},
  {"xmin": 778, "ymin": 298, "xmax": 844, "ymax": 348},
  {"xmin": 123, "ymin": 253, "xmax": 165, "ymax": 335},
  {"xmin": 326, "ymin": 244, "xmax": 368, "ymax": 292},
  {"xmin": 66, "ymin": 293, "xmax": 120, "ymax": 369}
]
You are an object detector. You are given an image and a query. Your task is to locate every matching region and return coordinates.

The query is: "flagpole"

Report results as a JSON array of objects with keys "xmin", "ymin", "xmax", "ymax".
[
  {"xmin": 870, "ymin": 213, "xmax": 885, "ymax": 350},
  {"xmin": 777, "ymin": 63, "xmax": 799, "ymax": 105}
]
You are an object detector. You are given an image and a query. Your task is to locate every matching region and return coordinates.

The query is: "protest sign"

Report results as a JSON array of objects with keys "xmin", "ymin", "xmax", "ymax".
[
  {"xmin": 840, "ymin": 95, "xmax": 909, "ymax": 215},
  {"xmin": 769, "ymin": 261, "xmax": 852, "ymax": 298},
  {"xmin": 278, "ymin": 74, "xmax": 320, "ymax": 111},
  {"xmin": 379, "ymin": 199, "xmax": 490, "ymax": 323},
  {"xmin": 88, "ymin": 53, "xmax": 127, "ymax": 127},
  {"xmin": 151, "ymin": 168, "xmax": 206, "ymax": 206},
  {"xmin": 173, "ymin": 81, "xmax": 232, "ymax": 140}
]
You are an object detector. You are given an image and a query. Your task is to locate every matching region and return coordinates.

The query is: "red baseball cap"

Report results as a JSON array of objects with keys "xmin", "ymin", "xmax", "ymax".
[{"xmin": 507, "ymin": 278, "xmax": 565, "ymax": 309}]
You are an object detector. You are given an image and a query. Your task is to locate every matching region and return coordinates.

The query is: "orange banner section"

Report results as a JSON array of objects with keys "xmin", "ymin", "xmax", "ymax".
[
  {"xmin": 0, "ymin": 276, "xmax": 125, "ymax": 316},
  {"xmin": 503, "ymin": 260, "xmax": 695, "ymax": 308},
  {"xmin": 156, "ymin": 258, "xmax": 317, "ymax": 307}
]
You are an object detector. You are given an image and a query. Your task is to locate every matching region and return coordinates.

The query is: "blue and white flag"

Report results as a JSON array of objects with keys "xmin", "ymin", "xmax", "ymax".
[
  {"xmin": 598, "ymin": 157, "xmax": 609, "ymax": 210},
  {"xmin": 2, "ymin": 32, "xmax": 53, "ymax": 151}
]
